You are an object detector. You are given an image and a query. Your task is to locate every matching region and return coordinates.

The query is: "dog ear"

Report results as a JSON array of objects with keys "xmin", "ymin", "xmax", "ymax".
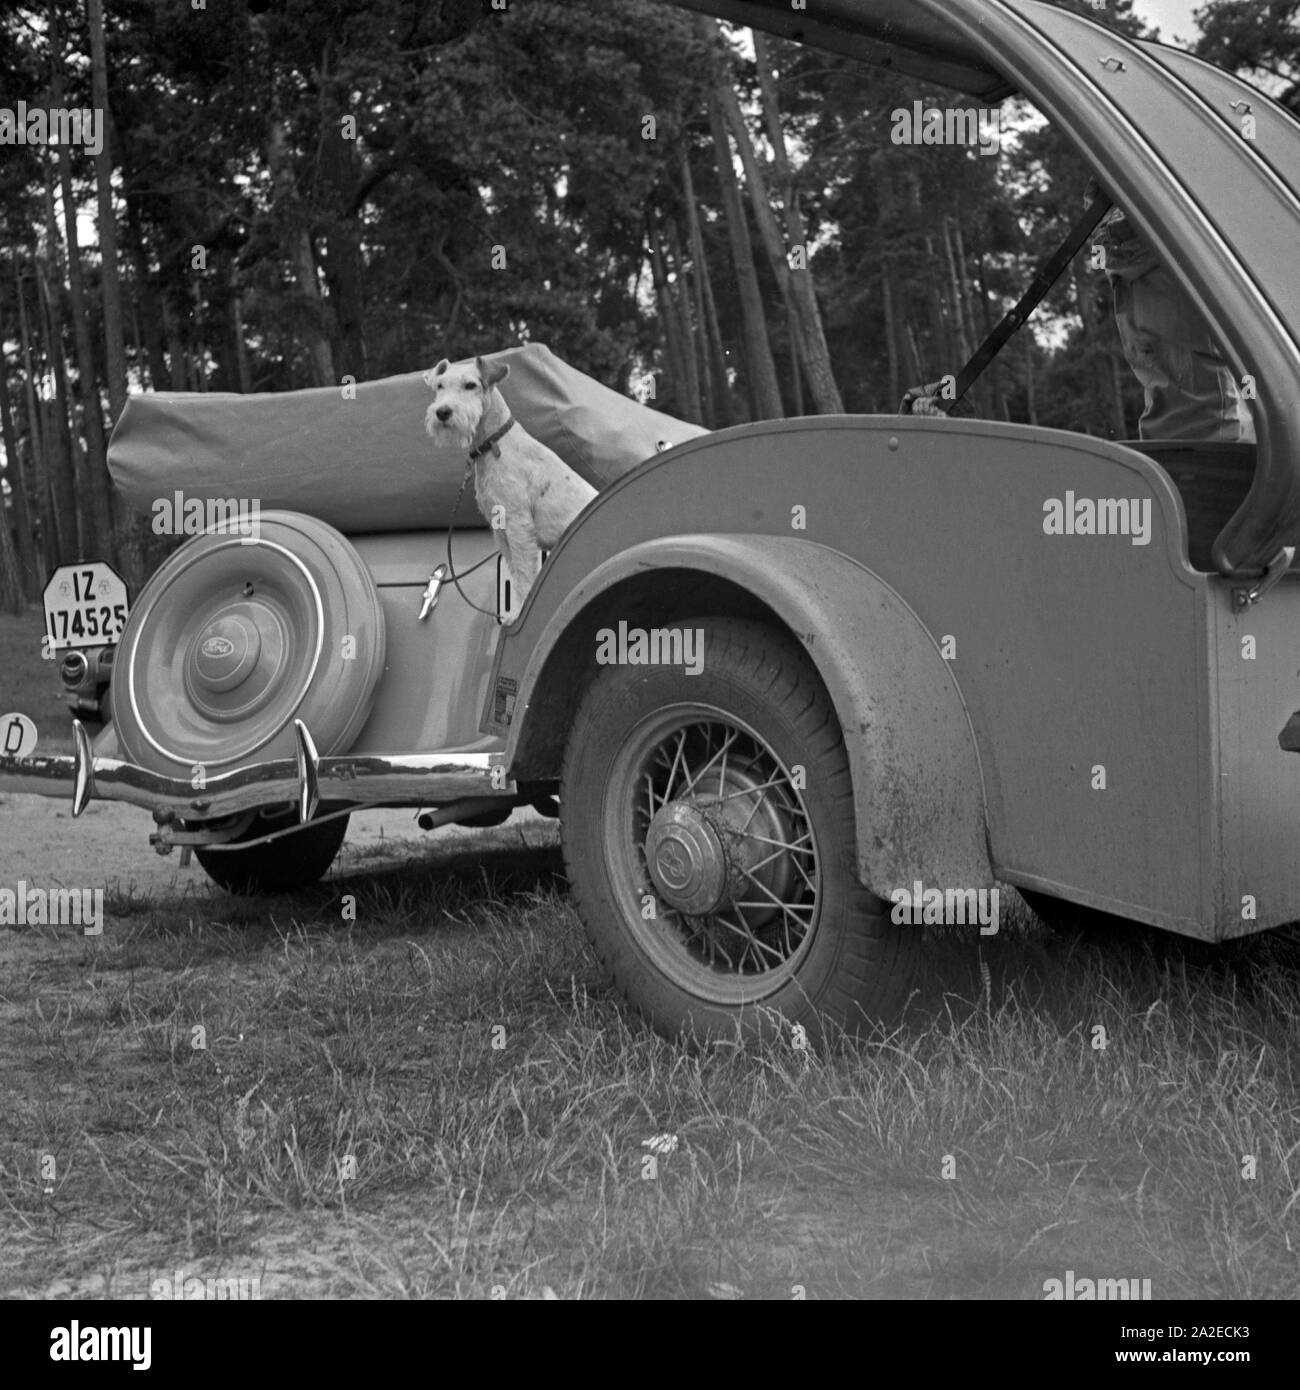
[
  {"xmin": 423, "ymin": 359, "xmax": 450, "ymax": 388},
  {"xmin": 478, "ymin": 355, "xmax": 510, "ymax": 389}
]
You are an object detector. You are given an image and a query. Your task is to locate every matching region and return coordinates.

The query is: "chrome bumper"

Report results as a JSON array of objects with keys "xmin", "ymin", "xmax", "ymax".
[{"xmin": 0, "ymin": 719, "xmax": 516, "ymax": 821}]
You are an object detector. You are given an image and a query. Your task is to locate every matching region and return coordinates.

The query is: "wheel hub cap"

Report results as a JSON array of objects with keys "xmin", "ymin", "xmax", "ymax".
[
  {"xmin": 184, "ymin": 602, "xmax": 286, "ymax": 720},
  {"xmin": 646, "ymin": 802, "xmax": 737, "ymax": 915}
]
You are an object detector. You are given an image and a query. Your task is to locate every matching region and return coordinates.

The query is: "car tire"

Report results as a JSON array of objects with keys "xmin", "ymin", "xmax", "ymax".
[
  {"xmin": 560, "ymin": 617, "xmax": 918, "ymax": 1044},
  {"xmin": 195, "ymin": 808, "xmax": 350, "ymax": 894},
  {"xmin": 110, "ymin": 511, "xmax": 385, "ymax": 779}
]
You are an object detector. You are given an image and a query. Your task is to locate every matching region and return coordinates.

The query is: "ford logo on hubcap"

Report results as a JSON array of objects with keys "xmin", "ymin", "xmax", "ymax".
[{"xmin": 201, "ymin": 635, "xmax": 236, "ymax": 659}]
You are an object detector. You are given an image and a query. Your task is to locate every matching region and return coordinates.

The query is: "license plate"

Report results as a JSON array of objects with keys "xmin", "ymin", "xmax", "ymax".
[{"xmin": 43, "ymin": 562, "xmax": 130, "ymax": 651}]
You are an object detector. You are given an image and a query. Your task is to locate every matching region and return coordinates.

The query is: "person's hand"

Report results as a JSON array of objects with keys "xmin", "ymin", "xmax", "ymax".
[{"xmin": 899, "ymin": 381, "xmax": 952, "ymax": 416}]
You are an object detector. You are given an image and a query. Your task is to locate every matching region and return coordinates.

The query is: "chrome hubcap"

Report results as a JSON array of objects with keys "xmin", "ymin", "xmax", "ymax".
[
  {"xmin": 646, "ymin": 802, "xmax": 735, "ymax": 915},
  {"xmin": 184, "ymin": 600, "xmax": 288, "ymax": 721}
]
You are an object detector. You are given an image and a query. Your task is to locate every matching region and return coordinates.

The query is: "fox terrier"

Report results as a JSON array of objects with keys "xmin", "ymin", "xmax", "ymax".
[{"xmin": 424, "ymin": 355, "xmax": 597, "ymax": 621}]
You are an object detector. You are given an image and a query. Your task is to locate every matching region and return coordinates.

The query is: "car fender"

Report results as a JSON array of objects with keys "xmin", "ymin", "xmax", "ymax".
[{"xmin": 491, "ymin": 533, "xmax": 994, "ymax": 898}]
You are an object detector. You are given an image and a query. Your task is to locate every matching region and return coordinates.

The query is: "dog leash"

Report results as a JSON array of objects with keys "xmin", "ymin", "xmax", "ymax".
[{"xmin": 442, "ymin": 416, "xmax": 518, "ymax": 619}]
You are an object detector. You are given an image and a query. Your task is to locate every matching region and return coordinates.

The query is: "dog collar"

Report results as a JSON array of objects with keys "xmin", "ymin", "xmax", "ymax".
[{"xmin": 467, "ymin": 416, "xmax": 516, "ymax": 462}]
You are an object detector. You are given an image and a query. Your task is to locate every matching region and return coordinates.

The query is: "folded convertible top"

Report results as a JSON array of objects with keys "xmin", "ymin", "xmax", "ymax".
[{"xmin": 107, "ymin": 343, "xmax": 707, "ymax": 534}]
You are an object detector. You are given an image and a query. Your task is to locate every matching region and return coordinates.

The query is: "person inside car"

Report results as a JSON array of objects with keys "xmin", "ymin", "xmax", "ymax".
[{"xmin": 901, "ymin": 177, "xmax": 1256, "ymax": 444}]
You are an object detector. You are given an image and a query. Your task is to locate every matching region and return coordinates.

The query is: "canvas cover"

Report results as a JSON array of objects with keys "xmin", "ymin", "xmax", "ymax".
[{"xmin": 107, "ymin": 343, "xmax": 708, "ymax": 534}]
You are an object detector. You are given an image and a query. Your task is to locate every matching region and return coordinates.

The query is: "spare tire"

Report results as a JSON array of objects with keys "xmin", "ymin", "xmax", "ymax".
[{"xmin": 111, "ymin": 511, "xmax": 386, "ymax": 779}]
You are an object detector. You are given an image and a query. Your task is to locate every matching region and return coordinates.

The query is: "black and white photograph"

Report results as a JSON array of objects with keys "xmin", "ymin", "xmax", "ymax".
[{"xmin": 0, "ymin": 0, "xmax": 1297, "ymax": 1331}]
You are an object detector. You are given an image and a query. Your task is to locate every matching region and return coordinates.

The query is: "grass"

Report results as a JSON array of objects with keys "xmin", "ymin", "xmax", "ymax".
[
  {"xmin": 0, "ymin": 604, "xmax": 75, "ymax": 753},
  {"xmin": 2, "ymin": 828, "xmax": 1298, "ymax": 1300}
]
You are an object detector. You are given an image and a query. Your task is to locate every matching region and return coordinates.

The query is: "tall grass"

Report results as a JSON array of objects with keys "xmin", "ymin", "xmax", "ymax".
[{"xmin": 2, "ymin": 827, "xmax": 1297, "ymax": 1298}]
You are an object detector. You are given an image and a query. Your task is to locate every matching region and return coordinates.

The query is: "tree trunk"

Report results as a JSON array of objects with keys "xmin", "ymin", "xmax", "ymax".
[
  {"xmin": 0, "ymin": 342, "xmax": 31, "ymax": 611},
  {"xmin": 51, "ymin": 0, "xmax": 115, "ymax": 560},
  {"xmin": 0, "ymin": 327, "xmax": 43, "ymax": 601},
  {"xmin": 13, "ymin": 262, "xmax": 58, "ymax": 575},
  {"xmin": 676, "ymin": 147, "xmax": 717, "ymax": 425},
  {"xmin": 922, "ymin": 234, "xmax": 952, "ymax": 378},
  {"xmin": 14, "ymin": 257, "xmax": 51, "ymax": 562},
  {"xmin": 749, "ymin": 29, "xmax": 843, "ymax": 412},
  {"xmin": 696, "ymin": 241, "xmax": 734, "ymax": 425},
  {"xmin": 37, "ymin": 248, "xmax": 87, "ymax": 562},
  {"xmin": 268, "ymin": 119, "xmax": 335, "ymax": 387},
  {"xmin": 950, "ymin": 220, "xmax": 981, "ymax": 354},
  {"xmin": 881, "ymin": 258, "xmax": 900, "ymax": 409},
  {"xmin": 941, "ymin": 219, "xmax": 973, "ymax": 364},
  {"xmin": 88, "ymin": 3, "xmax": 148, "ymax": 586},
  {"xmin": 43, "ymin": 169, "xmax": 94, "ymax": 558},
  {"xmin": 667, "ymin": 218, "xmax": 703, "ymax": 422},
  {"xmin": 875, "ymin": 153, "xmax": 903, "ymax": 407},
  {"xmin": 44, "ymin": 462, "xmax": 61, "ymax": 576},
  {"xmin": 123, "ymin": 198, "xmax": 171, "ymax": 388},
  {"xmin": 55, "ymin": 149, "xmax": 115, "ymax": 559},
  {"xmin": 319, "ymin": 103, "xmax": 369, "ymax": 383},
  {"xmin": 233, "ymin": 290, "xmax": 252, "ymax": 393},
  {"xmin": 646, "ymin": 209, "xmax": 691, "ymax": 418},
  {"xmin": 788, "ymin": 323, "xmax": 804, "ymax": 416},
  {"xmin": 905, "ymin": 320, "xmax": 925, "ymax": 383},
  {"xmin": 679, "ymin": 145, "xmax": 732, "ymax": 426},
  {"xmin": 715, "ymin": 85, "xmax": 798, "ymax": 323},
  {"xmin": 706, "ymin": 90, "xmax": 782, "ymax": 420},
  {"xmin": 189, "ymin": 280, "xmax": 209, "ymax": 391},
  {"xmin": 975, "ymin": 252, "xmax": 1009, "ymax": 420},
  {"xmin": 942, "ymin": 217, "xmax": 983, "ymax": 415},
  {"xmin": 0, "ymin": 497, "xmax": 25, "ymax": 615},
  {"xmin": 88, "ymin": 2, "xmax": 126, "ymax": 427},
  {"xmin": 162, "ymin": 297, "xmax": 188, "ymax": 390}
]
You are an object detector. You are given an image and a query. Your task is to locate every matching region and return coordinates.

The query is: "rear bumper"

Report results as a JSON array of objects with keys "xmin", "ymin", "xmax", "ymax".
[{"xmin": 0, "ymin": 719, "xmax": 516, "ymax": 821}]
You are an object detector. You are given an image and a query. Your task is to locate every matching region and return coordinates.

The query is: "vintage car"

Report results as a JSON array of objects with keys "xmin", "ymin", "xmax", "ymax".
[{"xmin": 3, "ymin": 0, "xmax": 1299, "ymax": 1043}]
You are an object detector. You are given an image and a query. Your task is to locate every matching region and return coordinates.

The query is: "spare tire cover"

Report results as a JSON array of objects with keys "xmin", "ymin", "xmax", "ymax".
[{"xmin": 111, "ymin": 510, "xmax": 386, "ymax": 779}]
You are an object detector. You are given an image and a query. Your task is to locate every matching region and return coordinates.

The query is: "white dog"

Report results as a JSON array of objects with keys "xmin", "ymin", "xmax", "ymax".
[{"xmin": 424, "ymin": 355, "xmax": 597, "ymax": 621}]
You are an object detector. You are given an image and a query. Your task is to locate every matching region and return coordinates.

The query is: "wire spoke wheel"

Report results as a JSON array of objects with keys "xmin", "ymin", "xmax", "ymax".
[
  {"xmin": 614, "ymin": 708, "xmax": 818, "ymax": 1004},
  {"xmin": 561, "ymin": 617, "xmax": 918, "ymax": 1043}
]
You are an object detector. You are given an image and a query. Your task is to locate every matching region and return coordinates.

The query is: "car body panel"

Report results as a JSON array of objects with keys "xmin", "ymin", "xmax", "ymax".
[
  {"xmin": 1211, "ymin": 575, "xmax": 1300, "ymax": 936},
  {"xmin": 671, "ymin": 0, "xmax": 1016, "ymax": 101},
  {"xmin": 487, "ymin": 416, "xmax": 1238, "ymax": 935},
  {"xmin": 339, "ymin": 531, "xmax": 503, "ymax": 756},
  {"xmin": 1137, "ymin": 41, "xmax": 1300, "ymax": 200}
]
